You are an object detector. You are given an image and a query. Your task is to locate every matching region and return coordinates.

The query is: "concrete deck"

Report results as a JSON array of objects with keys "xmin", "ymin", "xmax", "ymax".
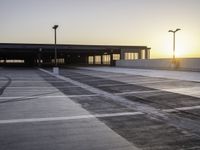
[{"xmin": 1, "ymin": 67, "xmax": 200, "ymax": 149}]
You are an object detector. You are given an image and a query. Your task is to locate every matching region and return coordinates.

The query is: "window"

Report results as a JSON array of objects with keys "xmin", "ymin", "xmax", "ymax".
[
  {"xmin": 103, "ymin": 55, "xmax": 110, "ymax": 64},
  {"xmin": 88, "ymin": 56, "xmax": 94, "ymax": 64},
  {"xmin": 95, "ymin": 56, "xmax": 101, "ymax": 64},
  {"xmin": 4, "ymin": 60, "xmax": 25, "ymax": 63},
  {"xmin": 51, "ymin": 58, "xmax": 65, "ymax": 64},
  {"xmin": 125, "ymin": 53, "xmax": 138, "ymax": 60},
  {"xmin": 113, "ymin": 54, "xmax": 120, "ymax": 60}
]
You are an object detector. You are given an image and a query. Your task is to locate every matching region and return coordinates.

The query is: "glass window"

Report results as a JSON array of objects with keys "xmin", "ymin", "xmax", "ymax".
[
  {"xmin": 113, "ymin": 54, "xmax": 120, "ymax": 60},
  {"xmin": 125, "ymin": 52, "xmax": 138, "ymax": 60},
  {"xmin": 103, "ymin": 55, "xmax": 110, "ymax": 64},
  {"xmin": 88, "ymin": 56, "xmax": 94, "ymax": 64},
  {"xmin": 95, "ymin": 56, "xmax": 101, "ymax": 64},
  {"xmin": 5, "ymin": 60, "xmax": 25, "ymax": 63}
]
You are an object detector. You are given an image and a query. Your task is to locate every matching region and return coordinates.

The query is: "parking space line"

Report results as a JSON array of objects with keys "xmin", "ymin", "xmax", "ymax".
[
  {"xmin": 97, "ymin": 83, "xmax": 127, "ymax": 87},
  {"xmin": 2, "ymin": 81, "xmax": 66, "ymax": 83},
  {"xmin": 0, "ymin": 94, "xmax": 98, "ymax": 100},
  {"xmin": 1, "ymin": 104, "xmax": 200, "ymax": 125},
  {"xmin": 164, "ymin": 105, "xmax": 200, "ymax": 112},
  {"xmin": 115, "ymin": 90, "xmax": 158, "ymax": 95},
  {"xmin": 0, "ymin": 112, "xmax": 143, "ymax": 124},
  {"xmin": 6, "ymin": 86, "xmax": 78, "ymax": 89},
  {"xmin": 128, "ymin": 79, "xmax": 177, "ymax": 85}
]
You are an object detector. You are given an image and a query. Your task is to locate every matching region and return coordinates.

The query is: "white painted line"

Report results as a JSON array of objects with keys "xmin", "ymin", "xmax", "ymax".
[
  {"xmin": 3, "ymin": 105, "xmax": 200, "ymax": 125},
  {"xmin": 5, "ymin": 81, "xmax": 66, "ymax": 83},
  {"xmin": 97, "ymin": 83, "xmax": 127, "ymax": 87},
  {"xmin": 0, "ymin": 112, "xmax": 143, "ymax": 124},
  {"xmin": 67, "ymin": 94, "xmax": 99, "ymax": 98},
  {"xmin": 115, "ymin": 90, "xmax": 158, "ymax": 95},
  {"xmin": 128, "ymin": 79, "xmax": 176, "ymax": 85},
  {"xmin": 0, "ymin": 102, "xmax": 200, "ymax": 125},
  {"xmin": 0, "ymin": 94, "xmax": 98, "ymax": 100},
  {"xmin": 6, "ymin": 87, "xmax": 56, "ymax": 89},
  {"xmin": 6, "ymin": 86, "xmax": 78, "ymax": 89},
  {"xmin": 96, "ymin": 112, "xmax": 143, "ymax": 118},
  {"xmin": 164, "ymin": 105, "xmax": 200, "ymax": 113},
  {"xmin": 0, "ymin": 95, "xmax": 68, "ymax": 99}
]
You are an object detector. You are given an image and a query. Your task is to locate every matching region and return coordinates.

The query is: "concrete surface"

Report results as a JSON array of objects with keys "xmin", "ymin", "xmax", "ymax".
[
  {"xmin": 1, "ymin": 67, "xmax": 200, "ymax": 149},
  {"xmin": 78, "ymin": 66, "xmax": 200, "ymax": 82},
  {"xmin": 78, "ymin": 67, "xmax": 200, "ymax": 99},
  {"xmin": 116, "ymin": 58, "xmax": 200, "ymax": 71},
  {"xmin": 0, "ymin": 68, "xmax": 139, "ymax": 150}
]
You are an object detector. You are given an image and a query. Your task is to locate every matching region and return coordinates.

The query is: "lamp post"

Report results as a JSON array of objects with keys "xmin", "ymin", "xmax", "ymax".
[
  {"xmin": 52, "ymin": 25, "xmax": 58, "ymax": 66},
  {"xmin": 168, "ymin": 28, "xmax": 181, "ymax": 60},
  {"xmin": 38, "ymin": 48, "xmax": 42, "ymax": 66}
]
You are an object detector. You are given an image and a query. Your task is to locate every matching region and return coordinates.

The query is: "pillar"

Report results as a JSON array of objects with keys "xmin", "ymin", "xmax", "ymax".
[
  {"xmin": 101, "ymin": 55, "xmax": 103, "ymax": 65},
  {"xmin": 120, "ymin": 50, "xmax": 125, "ymax": 60},
  {"xmin": 138, "ymin": 51, "xmax": 142, "ymax": 59},
  {"xmin": 38, "ymin": 53, "xmax": 41, "ymax": 66},
  {"xmin": 145, "ymin": 49, "xmax": 148, "ymax": 59},
  {"xmin": 110, "ymin": 54, "xmax": 114, "ymax": 66},
  {"xmin": 93, "ymin": 55, "xmax": 96, "ymax": 65},
  {"xmin": 145, "ymin": 48, "xmax": 150, "ymax": 59},
  {"xmin": 148, "ymin": 48, "xmax": 151, "ymax": 59}
]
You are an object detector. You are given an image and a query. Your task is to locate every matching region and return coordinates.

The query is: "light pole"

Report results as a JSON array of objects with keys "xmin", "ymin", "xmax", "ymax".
[
  {"xmin": 52, "ymin": 25, "xmax": 58, "ymax": 66},
  {"xmin": 168, "ymin": 28, "xmax": 181, "ymax": 60},
  {"xmin": 38, "ymin": 48, "xmax": 42, "ymax": 66}
]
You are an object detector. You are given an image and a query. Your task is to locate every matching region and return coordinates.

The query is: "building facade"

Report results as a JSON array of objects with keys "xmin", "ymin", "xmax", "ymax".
[{"xmin": 0, "ymin": 43, "xmax": 150, "ymax": 66}]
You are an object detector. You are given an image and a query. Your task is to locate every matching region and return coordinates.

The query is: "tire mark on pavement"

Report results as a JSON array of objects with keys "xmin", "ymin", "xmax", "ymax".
[{"xmin": 0, "ymin": 76, "xmax": 12, "ymax": 96}]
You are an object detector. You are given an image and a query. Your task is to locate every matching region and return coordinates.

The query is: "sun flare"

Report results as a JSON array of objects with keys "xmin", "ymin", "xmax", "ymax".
[{"xmin": 162, "ymin": 31, "xmax": 194, "ymax": 58}]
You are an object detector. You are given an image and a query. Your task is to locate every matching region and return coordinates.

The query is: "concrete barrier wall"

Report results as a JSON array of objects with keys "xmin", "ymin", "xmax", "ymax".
[{"xmin": 116, "ymin": 58, "xmax": 200, "ymax": 71}]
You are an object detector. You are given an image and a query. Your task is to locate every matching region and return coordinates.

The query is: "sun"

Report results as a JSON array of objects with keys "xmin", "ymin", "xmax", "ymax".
[
  {"xmin": 175, "ymin": 36, "xmax": 192, "ymax": 58},
  {"xmin": 175, "ymin": 45, "xmax": 188, "ymax": 58},
  {"xmin": 162, "ymin": 32, "xmax": 192, "ymax": 58}
]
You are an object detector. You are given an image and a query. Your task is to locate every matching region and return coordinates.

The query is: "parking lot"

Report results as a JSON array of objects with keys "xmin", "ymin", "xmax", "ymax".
[{"xmin": 1, "ymin": 67, "xmax": 200, "ymax": 150}]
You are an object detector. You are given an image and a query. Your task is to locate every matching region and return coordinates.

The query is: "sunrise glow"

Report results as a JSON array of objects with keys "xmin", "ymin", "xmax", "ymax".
[{"xmin": 0, "ymin": 0, "xmax": 200, "ymax": 58}]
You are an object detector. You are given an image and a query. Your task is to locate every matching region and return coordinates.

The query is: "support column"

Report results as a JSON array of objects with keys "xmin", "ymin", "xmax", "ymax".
[
  {"xmin": 145, "ymin": 49, "xmax": 148, "ymax": 59},
  {"xmin": 148, "ymin": 48, "xmax": 151, "ymax": 59},
  {"xmin": 38, "ymin": 54, "xmax": 41, "ymax": 66},
  {"xmin": 85, "ymin": 55, "xmax": 88, "ymax": 65},
  {"xmin": 110, "ymin": 54, "xmax": 114, "ymax": 66},
  {"xmin": 93, "ymin": 55, "xmax": 96, "ymax": 65},
  {"xmin": 145, "ymin": 48, "xmax": 150, "ymax": 59},
  {"xmin": 120, "ymin": 50, "xmax": 125, "ymax": 60},
  {"xmin": 101, "ymin": 55, "xmax": 103, "ymax": 65},
  {"xmin": 138, "ymin": 51, "xmax": 142, "ymax": 59}
]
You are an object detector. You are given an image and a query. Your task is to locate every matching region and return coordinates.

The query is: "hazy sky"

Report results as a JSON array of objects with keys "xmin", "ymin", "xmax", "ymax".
[{"xmin": 0, "ymin": 0, "xmax": 200, "ymax": 58}]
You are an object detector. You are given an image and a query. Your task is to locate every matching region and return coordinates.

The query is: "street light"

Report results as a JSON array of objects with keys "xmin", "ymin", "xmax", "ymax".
[
  {"xmin": 52, "ymin": 25, "xmax": 58, "ymax": 66},
  {"xmin": 38, "ymin": 48, "xmax": 42, "ymax": 66},
  {"xmin": 168, "ymin": 28, "xmax": 181, "ymax": 60}
]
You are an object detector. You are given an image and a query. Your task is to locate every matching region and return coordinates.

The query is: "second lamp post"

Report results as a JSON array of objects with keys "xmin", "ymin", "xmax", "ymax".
[{"xmin": 168, "ymin": 28, "xmax": 181, "ymax": 60}]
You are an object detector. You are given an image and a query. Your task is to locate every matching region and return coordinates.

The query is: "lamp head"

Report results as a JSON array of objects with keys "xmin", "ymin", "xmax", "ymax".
[
  {"xmin": 53, "ymin": 25, "xmax": 58, "ymax": 29},
  {"xmin": 168, "ymin": 28, "xmax": 181, "ymax": 33},
  {"xmin": 175, "ymin": 28, "xmax": 181, "ymax": 32}
]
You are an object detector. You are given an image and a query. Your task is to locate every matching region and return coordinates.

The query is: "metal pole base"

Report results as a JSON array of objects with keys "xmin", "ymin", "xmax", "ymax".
[{"xmin": 53, "ymin": 67, "xmax": 59, "ymax": 75}]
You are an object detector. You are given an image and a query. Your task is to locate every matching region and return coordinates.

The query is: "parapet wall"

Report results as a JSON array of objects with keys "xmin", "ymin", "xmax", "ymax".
[{"xmin": 116, "ymin": 58, "xmax": 200, "ymax": 71}]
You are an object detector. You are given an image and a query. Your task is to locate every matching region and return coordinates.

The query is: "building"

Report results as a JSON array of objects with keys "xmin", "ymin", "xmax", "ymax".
[{"xmin": 0, "ymin": 43, "xmax": 150, "ymax": 66}]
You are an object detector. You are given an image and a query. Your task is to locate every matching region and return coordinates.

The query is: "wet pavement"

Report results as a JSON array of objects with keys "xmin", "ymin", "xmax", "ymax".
[{"xmin": 1, "ymin": 67, "xmax": 200, "ymax": 150}]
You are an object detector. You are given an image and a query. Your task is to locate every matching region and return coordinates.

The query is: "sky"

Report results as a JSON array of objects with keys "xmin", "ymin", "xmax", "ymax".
[{"xmin": 0, "ymin": 0, "xmax": 200, "ymax": 58}]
